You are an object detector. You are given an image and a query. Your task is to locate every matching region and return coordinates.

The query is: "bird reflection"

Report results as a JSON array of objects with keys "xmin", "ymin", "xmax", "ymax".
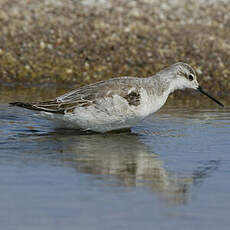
[
  {"xmin": 41, "ymin": 129, "xmax": 195, "ymax": 204},
  {"xmin": 17, "ymin": 122, "xmax": 220, "ymax": 205}
]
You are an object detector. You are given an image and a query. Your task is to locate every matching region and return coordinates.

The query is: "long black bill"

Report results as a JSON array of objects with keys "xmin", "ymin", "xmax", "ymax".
[{"xmin": 197, "ymin": 86, "xmax": 224, "ymax": 107}]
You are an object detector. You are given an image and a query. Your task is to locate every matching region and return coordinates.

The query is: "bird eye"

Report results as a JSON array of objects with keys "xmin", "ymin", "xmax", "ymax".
[{"xmin": 188, "ymin": 74, "xmax": 194, "ymax": 81}]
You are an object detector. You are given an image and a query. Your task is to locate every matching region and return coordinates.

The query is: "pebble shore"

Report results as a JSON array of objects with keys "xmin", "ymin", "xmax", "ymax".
[{"xmin": 0, "ymin": 0, "xmax": 229, "ymax": 98}]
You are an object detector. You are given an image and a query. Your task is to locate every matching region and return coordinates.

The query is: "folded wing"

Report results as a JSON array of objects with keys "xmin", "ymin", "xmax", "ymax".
[{"xmin": 10, "ymin": 77, "xmax": 142, "ymax": 114}]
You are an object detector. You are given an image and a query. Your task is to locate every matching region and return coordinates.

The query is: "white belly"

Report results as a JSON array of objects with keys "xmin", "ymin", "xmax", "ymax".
[{"xmin": 40, "ymin": 90, "xmax": 168, "ymax": 132}]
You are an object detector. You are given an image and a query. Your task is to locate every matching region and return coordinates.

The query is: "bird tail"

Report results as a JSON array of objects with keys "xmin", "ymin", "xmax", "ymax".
[
  {"xmin": 9, "ymin": 101, "xmax": 36, "ymax": 110},
  {"xmin": 9, "ymin": 101, "xmax": 56, "ymax": 113},
  {"xmin": 9, "ymin": 101, "xmax": 65, "ymax": 114}
]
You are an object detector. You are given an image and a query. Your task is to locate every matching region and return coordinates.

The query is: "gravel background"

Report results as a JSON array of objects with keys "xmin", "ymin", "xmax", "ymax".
[{"xmin": 0, "ymin": 0, "xmax": 229, "ymax": 99}]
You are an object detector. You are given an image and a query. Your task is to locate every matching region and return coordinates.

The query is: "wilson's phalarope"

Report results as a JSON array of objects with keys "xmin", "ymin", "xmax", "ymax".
[{"xmin": 10, "ymin": 62, "xmax": 224, "ymax": 132}]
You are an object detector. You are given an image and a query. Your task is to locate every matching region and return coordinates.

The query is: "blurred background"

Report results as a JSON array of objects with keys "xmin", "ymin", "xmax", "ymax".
[{"xmin": 0, "ymin": 0, "xmax": 229, "ymax": 103}]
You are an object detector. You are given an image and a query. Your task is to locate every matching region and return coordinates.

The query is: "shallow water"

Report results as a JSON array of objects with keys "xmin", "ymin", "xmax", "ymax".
[{"xmin": 0, "ymin": 96, "xmax": 230, "ymax": 230}]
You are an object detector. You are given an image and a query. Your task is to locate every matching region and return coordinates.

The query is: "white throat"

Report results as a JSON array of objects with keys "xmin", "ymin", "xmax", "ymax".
[{"xmin": 168, "ymin": 78, "xmax": 187, "ymax": 93}]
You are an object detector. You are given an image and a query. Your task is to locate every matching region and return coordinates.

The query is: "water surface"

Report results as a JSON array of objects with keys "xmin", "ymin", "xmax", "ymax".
[{"xmin": 0, "ymin": 93, "xmax": 230, "ymax": 230}]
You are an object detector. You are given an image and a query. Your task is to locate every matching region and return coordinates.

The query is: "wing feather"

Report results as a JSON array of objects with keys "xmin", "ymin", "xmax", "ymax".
[{"xmin": 10, "ymin": 77, "xmax": 142, "ymax": 114}]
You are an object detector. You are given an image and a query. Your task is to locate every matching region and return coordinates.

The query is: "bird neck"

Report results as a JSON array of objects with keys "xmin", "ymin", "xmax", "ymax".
[
  {"xmin": 167, "ymin": 78, "xmax": 187, "ymax": 93},
  {"xmin": 146, "ymin": 75, "xmax": 172, "ymax": 97}
]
